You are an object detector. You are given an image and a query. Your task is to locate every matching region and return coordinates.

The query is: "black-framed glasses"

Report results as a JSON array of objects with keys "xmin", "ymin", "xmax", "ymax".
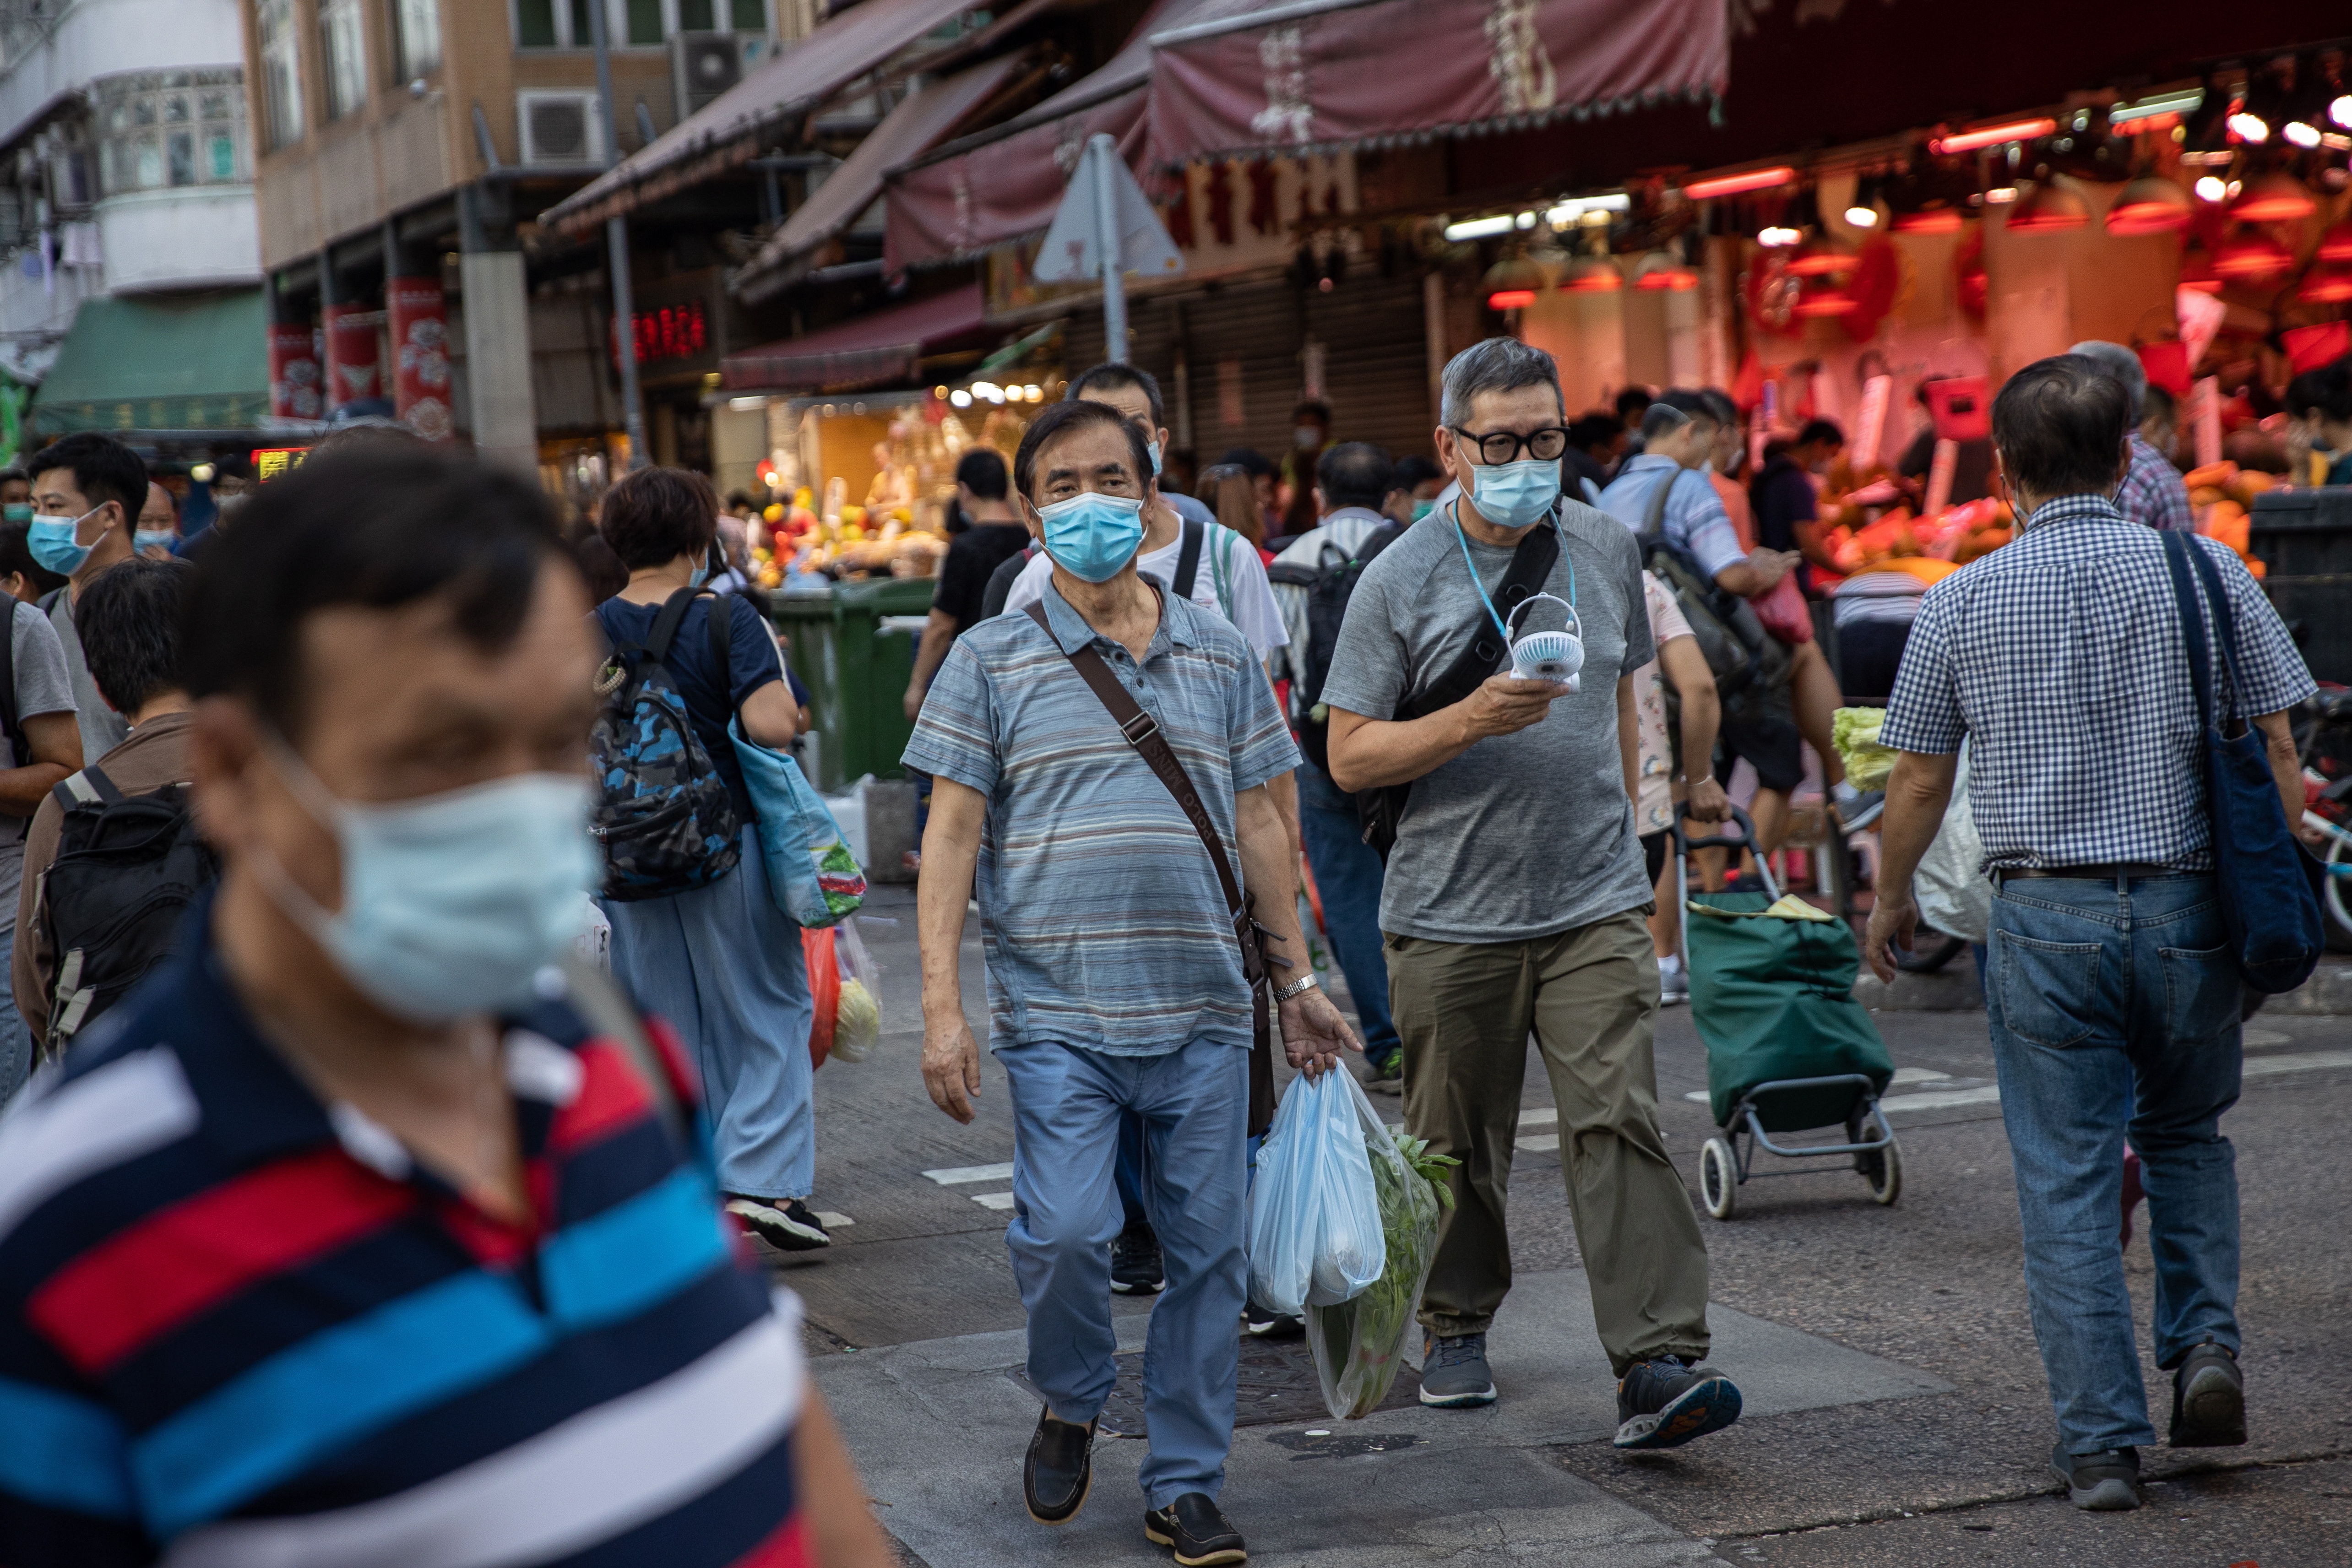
[{"xmin": 1450, "ymin": 426, "xmax": 1570, "ymax": 465}]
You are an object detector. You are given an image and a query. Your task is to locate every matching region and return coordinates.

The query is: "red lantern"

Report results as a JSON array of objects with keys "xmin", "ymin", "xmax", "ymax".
[
  {"xmin": 2299, "ymin": 266, "xmax": 2352, "ymax": 304},
  {"xmin": 2318, "ymin": 219, "xmax": 2352, "ymax": 264}
]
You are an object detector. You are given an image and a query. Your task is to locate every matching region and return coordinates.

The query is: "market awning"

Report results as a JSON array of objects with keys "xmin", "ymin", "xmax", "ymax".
[
  {"xmin": 884, "ymin": 0, "xmax": 1249, "ymax": 273},
  {"xmin": 30, "ymin": 289, "xmax": 271, "ymax": 436},
  {"xmin": 721, "ymin": 282, "xmax": 989, "ymax": 392},
  {"xmin": 543, "ymin": 0, "xmax": 992, "ymax": 235},
  {"xmin": 1142, "ymin": 0, "xmax": 1728, "ymax": 168},
  {"xmin": 735, "ymin": 52, "xmax": 1031, "ymax": 305}
]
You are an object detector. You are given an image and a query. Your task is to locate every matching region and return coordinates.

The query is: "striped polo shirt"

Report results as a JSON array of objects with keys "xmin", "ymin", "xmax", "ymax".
[
  {"xmin": 902, "ymin": 581, "xmax": 1299, "ymax": 1054},
  {"xmin": 0, "ymin": 922, "xmax": 808, "ymax": 1568}
]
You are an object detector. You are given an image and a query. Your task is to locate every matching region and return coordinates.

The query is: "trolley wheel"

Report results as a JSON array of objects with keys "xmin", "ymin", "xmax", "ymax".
[
  {"xmin": 1860, "ymin": 1135, "xmax": 1902, "ymax": 1206},
  {"xmin": 1700, "ymin": 1137, "xmax": 1739, "ymax": 1220}
]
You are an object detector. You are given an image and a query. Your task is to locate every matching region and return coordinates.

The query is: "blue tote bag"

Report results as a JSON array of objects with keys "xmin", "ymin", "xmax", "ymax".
[
  {"xmin": 2162, "ymin": 533, "xmax": 2325, "ymax": 993},
  {"xmin": 729, "ymin": 718, "xmax": 866, "ymax": 928}
]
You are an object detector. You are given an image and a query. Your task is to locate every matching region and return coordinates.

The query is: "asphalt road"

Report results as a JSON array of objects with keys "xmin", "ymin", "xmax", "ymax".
[{"xmin": 787, "ymin": 886, "xmax": 2352, "ymax": 1567}]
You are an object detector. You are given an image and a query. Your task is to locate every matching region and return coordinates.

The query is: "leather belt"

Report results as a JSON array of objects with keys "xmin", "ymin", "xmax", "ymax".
[{"xmin": 1996, "ymin": 863, "xmax": 2180, "ymax": 883}]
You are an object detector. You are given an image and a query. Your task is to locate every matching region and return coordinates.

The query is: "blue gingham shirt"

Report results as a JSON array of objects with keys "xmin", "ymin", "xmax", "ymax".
[
  {"xmin": 1882, "ymin": 493, "xmax": 2313, "ymax": 872},
  {"xmin": 902, "ymin": 582, "xmax": 1299, "ymax": 1054},
  {"xmin": 2113, "ymin": 432, "xmax": 2195, "ymax": 532}
]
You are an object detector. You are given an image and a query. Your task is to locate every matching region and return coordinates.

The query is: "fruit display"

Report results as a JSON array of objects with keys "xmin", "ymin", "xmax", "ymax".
[{"xmin": 2184, "ymin": 461, "xmax": 2270, "ymax": 579}]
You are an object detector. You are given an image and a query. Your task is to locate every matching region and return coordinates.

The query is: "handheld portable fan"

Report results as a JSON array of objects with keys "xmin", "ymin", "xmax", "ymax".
[{"xmin": 1507, "ymin": 592, "xmax": 1584, "ymax": 690}]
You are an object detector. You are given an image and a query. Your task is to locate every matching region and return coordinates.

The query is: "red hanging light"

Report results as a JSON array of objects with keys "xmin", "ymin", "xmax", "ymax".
[
  {"xmin": 2298, "ymin": 266, "xmax": 2352, "ymax": 304},
  {"xmin": 2317, "ymin": 218, "xmax": 2352, "ymax": 264},
  {"xmin": 2227, "ymin": 171, "xmax": 2315, "ymax": 223},
  {"xmin": 2104, "ymin": 174, "xmax": 2192, "ymax": 236},
  {"xmin": 2212, "ymin": 231, "xmax": 2295, "ymax": 280}
]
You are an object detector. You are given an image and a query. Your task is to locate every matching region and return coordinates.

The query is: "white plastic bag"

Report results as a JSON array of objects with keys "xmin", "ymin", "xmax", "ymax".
[
  {"xmin": 1246, "ymin": 1068, "xmax": 1385, "ymax": 1318},
  {"xmin": 829, "ymin": 917, "xmax": 882, "ymax": 1063},
  {"xmin": 1913, "ymin": 739, "xmax": 1992, "ymax": 944},
  {"xmin": 1305, "ymin": 1070, "xmax": 1449, "ymax": 1419}
]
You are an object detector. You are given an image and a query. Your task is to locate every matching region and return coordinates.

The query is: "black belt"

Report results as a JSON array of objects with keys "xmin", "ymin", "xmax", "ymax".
[{"xmin": 1996, "ymin": 863, "xmax": 2182, "ymax": 883}]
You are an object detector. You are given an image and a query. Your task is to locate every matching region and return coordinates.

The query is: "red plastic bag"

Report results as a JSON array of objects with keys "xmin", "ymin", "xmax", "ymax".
[
  {"xmin": 803, "ymin": 927, "xmax": 839, "ymax": 1069},
  {"xmin": 1752, "ymin": 572, "xmax": 1813, "ymax": 645}
]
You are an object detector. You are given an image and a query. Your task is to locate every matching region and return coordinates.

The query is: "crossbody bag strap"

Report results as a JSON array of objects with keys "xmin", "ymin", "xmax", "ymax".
[
  {"xmin": 2162, "ymin": 533, "xmax": 2218, "ymax": 734},
  {"xmin": 1638, "ymin": 464, "xmax": 1676, "ymax": 544},
  {"xmin": 0, "ymin": 601, "xmax": 18, "ymax": 770},
  {"xmin": 1397, "ymin": 514, "xmax": 1560, "ymax": 721},
  {"xmin": 1172, "ymin": 515, "xmax": 1206, "ymax": 602}
]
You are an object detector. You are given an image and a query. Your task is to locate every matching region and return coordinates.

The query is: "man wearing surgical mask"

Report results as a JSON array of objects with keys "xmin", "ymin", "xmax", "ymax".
[
  {"xmin": 0, "ymin": 445, "xmax": 897, "ymax": 1568},
  {"xmin": 27, "ymin": 433, "xmax": 142, "ymax": 764},
  {"xmin": 0, "ymin": 466, "xmax": 31, "ymax": 523},
  {"xmin": 1323, "ymin": 338, "xmax": 1740, "ymax": 1451},
  {"xmin": 906, "ymin": 398, "xmax": 1354, "ymax": 1566}
]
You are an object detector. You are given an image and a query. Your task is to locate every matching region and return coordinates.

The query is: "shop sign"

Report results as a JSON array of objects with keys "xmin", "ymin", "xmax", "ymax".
[
  {"xmin": 387, "ymin": 278, "xmax": 453, "ymax": 441},
  {"xmin": 252, "ymin": 446, "xmax": 311, "ymax": 482},
  {"xmin": 268, "ymin": 323, "xmax": 321, "ymax": 421},
  {"xmin": 623, "ymin": 300, "xmax": 710, "ymax": 364}
]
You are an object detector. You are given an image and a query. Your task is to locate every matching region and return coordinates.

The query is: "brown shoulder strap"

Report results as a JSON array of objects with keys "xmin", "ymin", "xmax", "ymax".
[{"xmin": 1023, "ymin": 599, "xmax": 1248, "ymax": 930}]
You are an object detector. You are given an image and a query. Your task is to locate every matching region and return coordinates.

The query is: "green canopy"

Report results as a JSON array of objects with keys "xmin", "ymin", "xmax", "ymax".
[{"xmin": 31, "ymin": 289, "xmax": 270, "ymax": 436}]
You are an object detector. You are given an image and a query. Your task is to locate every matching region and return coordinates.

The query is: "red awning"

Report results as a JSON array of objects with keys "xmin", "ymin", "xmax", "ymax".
[
  {"xmin": 884, "ymin": 0, "xmax": 1247, "ymax": 273},
  {"xmin": 735, "ymin": 53, "xmax": 1031, "ymax": 304},
  {"xmin": 721, "ymin": 282, "xmax": 989, "ymax": 392},
  {"xmin": 1143, "ymin": 0, "xmax": 1729, "ymax": 169},
  {"xmin": 543, "ymin": 0, "xmax": 990, "ymax": 234}
]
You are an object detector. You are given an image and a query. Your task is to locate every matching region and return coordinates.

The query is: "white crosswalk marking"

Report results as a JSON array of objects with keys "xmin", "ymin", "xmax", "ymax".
[
  {"xmin": 971, "ymin": 1192, "xmax": 1016, "ymax": 1211},
  {"xmin": 814, "ymin": 1212, "xmax": 855, "ymax": 1229},
  {"xmin": 923, "ymin": 1163, "xmax": 1015, "ymax": 1186}
]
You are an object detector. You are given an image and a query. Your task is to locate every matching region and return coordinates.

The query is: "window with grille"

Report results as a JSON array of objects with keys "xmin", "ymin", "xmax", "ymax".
[
  {"xmin": 258, "ymin": 0, "xmax": 304, "ymax": 147},
  {"xmin": 96, "ymin": 71, "xmax": 249, "ymax": 195},
  {"xmin": 320, "ymin": 0, "xmax": 368, "ymax": 119},
  {"xmin": 395, "ymin": 0, "xmax": 442, "ymax": 79},
  {"xmin": 515, "ymin": 0, "xmax": 771, "ymax": 47}
]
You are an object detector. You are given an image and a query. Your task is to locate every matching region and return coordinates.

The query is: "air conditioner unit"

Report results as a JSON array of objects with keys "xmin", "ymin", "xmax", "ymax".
[
  {"xmin": 516, "ymin": 90, "xmax": 605, "ymax": 166},
  {"xmin": 671, "ymin": 32, "xmax": 751, "ymax": 121}
]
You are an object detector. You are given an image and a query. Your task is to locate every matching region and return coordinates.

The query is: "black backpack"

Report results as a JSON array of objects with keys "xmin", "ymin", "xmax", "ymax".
[
  {"xmin": 589, "ymin": 588, "xmax": 743, "ymax": 902},
  {"xmin": 37, "ymin": 765, "xmax": 219, "ymax": 1049},
  {"xmin": 1266, "ymin": 518, "xmax": 1404, "ymax": 771}
]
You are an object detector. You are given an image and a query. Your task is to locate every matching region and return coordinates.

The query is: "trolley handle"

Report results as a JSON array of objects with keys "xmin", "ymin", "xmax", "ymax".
[{"xmin": 1669, "ymin": 803, "xmax": 1782, "ymax": 903}]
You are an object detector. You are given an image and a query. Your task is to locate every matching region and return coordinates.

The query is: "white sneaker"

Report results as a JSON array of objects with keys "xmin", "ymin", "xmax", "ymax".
[
  {"xmin": 726, "ymin": 1195, "xmax": 831, "ymax": 1251},
  {"xmin": 1658, "ymin": 955, "xmax": 1689, "ymax": 1006}
]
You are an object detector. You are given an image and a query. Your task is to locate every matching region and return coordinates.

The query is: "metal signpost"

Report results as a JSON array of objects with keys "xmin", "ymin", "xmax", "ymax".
[{"xmin": 1033, "ymin": 133, "xmax": 1184, "ymax": 365}]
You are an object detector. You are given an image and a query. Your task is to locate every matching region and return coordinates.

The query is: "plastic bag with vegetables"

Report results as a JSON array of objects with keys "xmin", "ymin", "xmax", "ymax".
[
  {"xmin": 801, "ymin": 917, "xmax": 884, "ymax": 1067},
  {"xmin": 1831, "ymin": 706, "xmax": 1897, "ymax": 792},
  {"xmin": 1247, "ymin": 1068, "xmax": 1385, "ymax": 1318},
  {"xmin": 1304, "ymin": 1071, "xmax": 1457, "ymax": 1420}
]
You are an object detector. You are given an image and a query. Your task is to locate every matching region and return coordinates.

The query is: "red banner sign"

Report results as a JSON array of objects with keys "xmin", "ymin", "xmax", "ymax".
[
  {"xmin": 267, "ymin": 323, "xmax": 321, "ymax": 421},
  {"xmin": 322, "ymin": 302, "xmax": 381, "ymax": 413},
  {"xmin": 386, "ymin": 277, "xmax": 452, "ymax": 441}
]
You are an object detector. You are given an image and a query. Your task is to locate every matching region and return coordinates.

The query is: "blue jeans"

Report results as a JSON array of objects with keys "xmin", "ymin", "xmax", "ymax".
[
  {"xmin": 998, "ymin": 1036, "xmax": 1248, "ymax": 1507},
  {"xmin": 1986, "ymin": 874, "xmax": 2242, "ymax": 1455},
  {"xmin": 1297, "ymin": 762, "xmax": 1399, "ymax": 1061}
]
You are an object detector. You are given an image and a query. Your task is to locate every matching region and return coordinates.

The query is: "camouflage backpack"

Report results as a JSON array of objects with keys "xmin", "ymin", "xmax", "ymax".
[{"xmin": 589, "ymin": 587, "xmax": 742, "ymax": 901}]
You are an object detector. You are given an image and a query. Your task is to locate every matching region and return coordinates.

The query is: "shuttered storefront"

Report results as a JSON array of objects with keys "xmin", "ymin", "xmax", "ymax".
[{"xmin": 1061, "ymin": 269, "xmax": 1436, "ymax": 470}]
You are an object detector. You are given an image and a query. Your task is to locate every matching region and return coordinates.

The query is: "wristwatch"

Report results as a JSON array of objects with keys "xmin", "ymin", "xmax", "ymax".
[{"xmin": 1271, "ymin": 973, "xmax": 1320, "ymax": 1003}]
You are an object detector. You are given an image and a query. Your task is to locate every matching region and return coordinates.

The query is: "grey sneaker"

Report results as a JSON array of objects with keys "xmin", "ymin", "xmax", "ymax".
[
  {"xmin": 2168, "ymin": 1342, "xmax": 2246, "ymax": 1448},
  {"xmin": 2050, "ymin": 1445, "xmax": 2142, "ymax": 1511},
  {"xmin": 1418, "ymin": 1330, "xmax": 1497, "ymax": 1407}
]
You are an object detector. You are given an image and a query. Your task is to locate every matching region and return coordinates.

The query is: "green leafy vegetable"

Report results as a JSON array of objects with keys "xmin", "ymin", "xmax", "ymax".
[{"xmin": 1304, "ymin": 1123, "xmax": 1456, "ymax": 1418}]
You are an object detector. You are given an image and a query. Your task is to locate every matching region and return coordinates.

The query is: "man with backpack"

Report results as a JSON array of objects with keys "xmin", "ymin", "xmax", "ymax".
[
  {"xmin": 13, "ymin": 556, "xmax": 206, "ymax": 1053},
  {"xmin": 0, "ymin": 543, "xmax": 82, "ymax": 1101},
  {"xmin": 1269, "ymin": 441, "xmax": 1406, "ymax": 1091}
]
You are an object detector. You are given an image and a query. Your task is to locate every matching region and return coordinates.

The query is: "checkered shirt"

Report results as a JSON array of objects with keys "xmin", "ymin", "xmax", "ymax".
[
  {"xmin": 2113, "ymin": 432, "xmax": 2196, "ymax": 533},
  {"xmin": 1881, "ymin": 493, "xmax": 2313, "ymax": 872}
]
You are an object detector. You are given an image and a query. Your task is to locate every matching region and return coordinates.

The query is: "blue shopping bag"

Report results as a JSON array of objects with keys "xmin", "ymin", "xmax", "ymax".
[{"xmin": 728, "ymin": 718, "xmax": 866, "ymax": 928}]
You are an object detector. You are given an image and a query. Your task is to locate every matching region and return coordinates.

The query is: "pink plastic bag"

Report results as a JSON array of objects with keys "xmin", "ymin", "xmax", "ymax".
[{"xmin": 1752, "ymin": 572, "xmax": 1813, "ymax": 645}]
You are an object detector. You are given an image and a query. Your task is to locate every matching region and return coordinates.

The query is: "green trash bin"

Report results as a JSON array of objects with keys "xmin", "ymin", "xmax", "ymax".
[{"xmin": 769, "ymin": 577, "xmax": 937, "ymax": 793}]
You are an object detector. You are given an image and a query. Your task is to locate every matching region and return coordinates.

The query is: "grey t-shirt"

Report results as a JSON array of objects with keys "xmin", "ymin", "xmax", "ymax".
[
  {"xmin": 1320, "ymin": 500, "xmax": 1655, "ymax": 944},
  {"xmin": 0, "ymin": 598, "xmax": 79, "ymax": 845},
  {"xmin": 46, "ymin": 589, "xmax": 130, "ymax": 767}
]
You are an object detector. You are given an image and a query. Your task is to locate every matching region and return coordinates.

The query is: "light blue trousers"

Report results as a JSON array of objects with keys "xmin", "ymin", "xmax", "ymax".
[
  {"xmin": 602, "ymin": 825, "xmax": 816, "ymax": 1200},
  {"xmin": 997, "ymin": 1036, "xmax": 1248, "ymax": 1508}
]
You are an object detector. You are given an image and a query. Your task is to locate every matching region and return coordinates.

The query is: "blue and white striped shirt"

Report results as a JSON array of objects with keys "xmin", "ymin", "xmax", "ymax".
[{"xmin": 903, "ymin": 582, "xmax": 1299, "ymax": 1055}]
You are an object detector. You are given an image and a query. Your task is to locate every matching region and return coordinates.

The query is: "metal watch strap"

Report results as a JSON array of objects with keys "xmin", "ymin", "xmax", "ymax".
[{"xmin": 1271, "ymin": 973, "xmax": 1320, "ymax": 1003}]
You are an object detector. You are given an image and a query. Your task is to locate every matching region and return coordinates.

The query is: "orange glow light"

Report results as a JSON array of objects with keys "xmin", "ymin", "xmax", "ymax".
[
  {"xmin": 1682, "ymin": 167, "xmax": 1797, "ymax": 200},
  {"xmin": 1487, "ymin": 290, "xmax": 1538, "ymax": 309},
  {"xmin": 1931, "ymin": 117, "xmax": 2059, "ymax": 154}
]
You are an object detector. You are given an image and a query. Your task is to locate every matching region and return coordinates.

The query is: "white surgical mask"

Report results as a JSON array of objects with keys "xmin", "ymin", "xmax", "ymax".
[{"xmin": 258, "ymin": 736, "xmax": 600, "ymax": 1022}]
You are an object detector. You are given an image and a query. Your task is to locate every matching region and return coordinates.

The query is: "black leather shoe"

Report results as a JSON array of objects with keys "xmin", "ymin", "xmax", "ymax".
[
  {"xmin": 2169, "ymin": 1341, "xmax": 2247, "ymax": 1448},
  {"xmin": 1022, "ymin": 1407, "xmax": 1094, "ymax": 1525},
  {"xmin": 1143, "ymin": 1492, "xmax": 1246, "ymax": 1566}
]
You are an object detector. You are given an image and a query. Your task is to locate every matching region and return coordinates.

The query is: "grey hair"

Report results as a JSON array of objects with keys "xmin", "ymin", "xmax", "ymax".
[
  {"xmin": 2066, "ymin": 340, "xmax": 2146, "ymax": 421},
  {"xmin": 1440, "ymin": 337, "xmax": 1563, "ymax": 429}
]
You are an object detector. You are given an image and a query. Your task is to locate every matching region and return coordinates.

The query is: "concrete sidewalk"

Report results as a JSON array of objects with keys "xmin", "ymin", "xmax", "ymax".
[{"xmin": 817, "ymin": 1268, "xmax": 1950, "ymax": 1568}]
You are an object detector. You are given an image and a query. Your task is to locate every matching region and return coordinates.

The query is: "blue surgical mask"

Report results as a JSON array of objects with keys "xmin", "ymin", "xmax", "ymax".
[
  {"xmin": 1146, "ymin": 439, "xmax": 1164, "ymax": 477},
  {"xmin": 260, "ymin": 738, "xmax": 601, "ymax": 1023},
  {"xmin": 1468, "ymin": 458, "xmax": 1560, "ymax": 530},
  {"xmin": 1035, "ymin": 491, "xmax": 1146, "ymax": 584},
  {"xmin": 134, "ymin": 529, "xmax": 175, "ymax": 553},
  {"xmin": 2, "ymin": 503, "xmax": 29, "ymax": 523},
  {"xmin": 690, "ymin": 564, "xmax": 711, "ymax": 589},
  {"xmin": 1410, "ymin": 499, "xmax": 1434, "ymax": 522},
  {"xmin": 28, "ymin": 504, "xmax": 106, "ymax": 575}
]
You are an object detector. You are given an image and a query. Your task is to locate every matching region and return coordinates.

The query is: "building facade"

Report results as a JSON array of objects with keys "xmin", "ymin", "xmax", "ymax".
[{"xmin": 0, "ymin": 0, "xmax": 262, "ymax": 456}]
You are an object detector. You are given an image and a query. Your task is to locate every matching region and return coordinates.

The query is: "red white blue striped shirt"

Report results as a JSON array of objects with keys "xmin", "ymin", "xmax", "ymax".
[{"xmin": 0, "ymin": 921, "xmax": 807, "ymax": 1568}]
